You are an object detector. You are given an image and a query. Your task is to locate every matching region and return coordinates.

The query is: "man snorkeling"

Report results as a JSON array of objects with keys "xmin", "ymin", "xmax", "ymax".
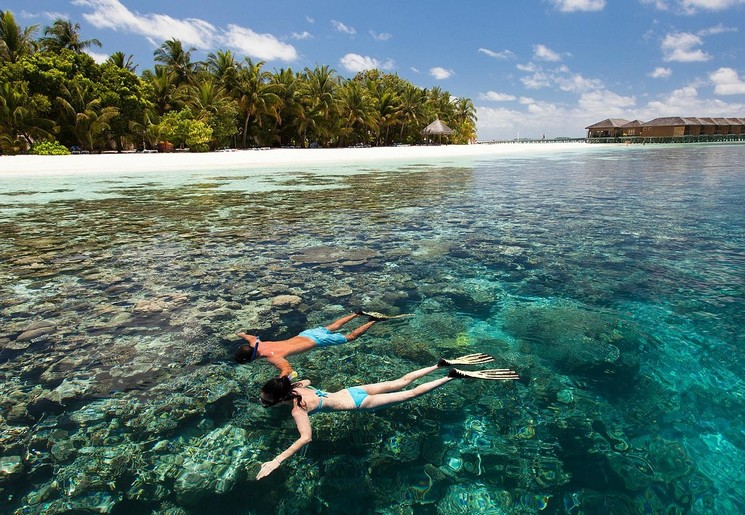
[{"xmin": 234, "ymin": 312, "xmax": 380, "ymax": 380}]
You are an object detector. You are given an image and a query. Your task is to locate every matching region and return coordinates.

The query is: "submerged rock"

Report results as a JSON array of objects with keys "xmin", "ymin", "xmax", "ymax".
[
  {"xmin": 290, "ymin": 245, "xmax": 378, "ymax": 265},
  {"xmin": 0, "ymin": 455, "xmax": 24, "ymax": 480},
  {"xmin": 174, "ymin": 425, "xmax": 257, "ymax": 505},
  {"xmin": 271, "ymin": 294, "xmax": 302, "ymax": 308},
  {"xmin": 16, "ymin": 320, "xmax": 57, "ymax": 342}
]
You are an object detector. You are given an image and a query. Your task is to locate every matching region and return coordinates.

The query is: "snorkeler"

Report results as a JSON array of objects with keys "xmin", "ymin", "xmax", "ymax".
[
  {"xmin": 254, "ymin": 353, "xmax": 518, "ymax": 479},
  {"xmin": 234, "ymin": 312, "xmax": 387, "ymax": 380}
]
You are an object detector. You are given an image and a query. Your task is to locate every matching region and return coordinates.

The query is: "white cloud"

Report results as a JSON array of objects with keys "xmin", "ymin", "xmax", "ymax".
[
  {"xmin": 533, "ymin": 44, "xmax": 562, "ymax": 62},
  {"xmin": 550, "ymin": 0, "xmax": 606, "ymax": 11},
  {"xmin": 555, "ymin": 73, "xmax": 604, "ymax": 92},
  {"xmin": 521, "ymin": 70, "xmax": 551, "ymax": 89},
  {"xmin": 370, "ymin": 30, "xmax": 392, "ymax": 41},
  {"xmin": 74, "ymin": 0, "xmax": 216, "ymax": 48},
  {"xmin": 525, "ymin": 99, "xmax": 561, "ymax": 116},
  {"xmin": 640, "ymin": 0, "xmax": 670, "ymax": 10},
  {"xmin": 710, "ymin": 67, "xmax": 745, "ymax": 95},
  {"xmin": 339, "ymin": 53, "xmax": 394, "ymax": 73},
  {"xmin": 646, "ymin": 86, "xmax": 703, "ymax": 113},
  {"xmin": 72, "ymin": 0, "xmax": 297, "ymax": 61},
  {"xmin": 291, "ymin": 31, "xmax": 313, "ymax": 40},
  {"xmin": 649, "ymin": 67, "xmax": 673, "ymax": 78},
  {"xmin": 661, "ymin": 32, "xmax": 711, "ymax": 62},
  {"xmin": 222, "ymin": 25, "xmax": 298, "ymax": 61},
  {"xmin": 306, "ymin": 17, "xmax": 315, "ymax": 24},
  {"xmin": 517, "ymin": 62, "xmax": 539, "ymax": 72},
  {"xmin": 479, "ymin": 91, "xmax": 517, "ymax": 101},
  {"xmin": 698, "ymin": 24, "xmax": 738, "ymax": 36},
  {"xmin": 331, "ymin": 20, "xmax": 356, "ymax": 35},
  {"xmin": 85, "ymin": 50, "xmax": 110, "ymax": 63},
  {"xmin": 478, "ymin": 48, "xmax": 515, "ymax": 59},
  {"xmin": 578, "ymin": 90, "xmax": 636, "ymax": 113},
  {"xmin": 517, "ymin": 62, "xmax": 600, "ymax": 92},
  {"xmin": 642, "ymin": 0, "xmax": 745, "ymax": 13},
  {"xmin": 680, "ymin": 0, "xmax": 745, "ymax": 14},
  {"xmin": 20, "ymin": 10, "xmax": 68, "ymax": 21},
  {"xmin": 430, "ymin": 67, "xmax": 454, "ymax": 80}
]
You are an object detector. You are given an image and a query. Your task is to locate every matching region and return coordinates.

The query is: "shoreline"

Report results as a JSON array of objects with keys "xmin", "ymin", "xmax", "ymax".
[{"xmin": 0, "ymin": 142, "xmax": 601, "ymax": 177}]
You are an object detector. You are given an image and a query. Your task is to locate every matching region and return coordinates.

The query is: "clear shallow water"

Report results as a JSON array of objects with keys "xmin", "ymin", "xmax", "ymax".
[{"xmin": 1, "ymin": 144, "xmax": 743, "ymax": 514}]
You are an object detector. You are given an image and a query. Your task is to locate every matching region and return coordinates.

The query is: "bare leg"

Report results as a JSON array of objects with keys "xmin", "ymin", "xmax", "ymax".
[
  {"xmin": 325, "ymin": 313, "xmax": 360, "ymax": 331},
  {"xmin": 343, "ymin": 319, "xmax": 376, "ymax": 341},
  {"xmin": 360, "ymin": 374, "xmax": 454, "ymax": 411},
  {"xmin": 357, "ymin": 365, "xmax": 440, "ymax": 395}
]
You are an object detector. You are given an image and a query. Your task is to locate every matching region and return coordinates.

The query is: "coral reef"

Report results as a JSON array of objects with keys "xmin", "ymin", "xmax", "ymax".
[{"xmin": 1, "ymin": 147, "xmax": 743, "ymax": 513}]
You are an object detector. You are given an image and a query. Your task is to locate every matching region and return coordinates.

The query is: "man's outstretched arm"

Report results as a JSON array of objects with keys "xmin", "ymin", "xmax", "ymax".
[{"xmin": 267, "ymin": 355, "xmax": 296, "ymax": 379}]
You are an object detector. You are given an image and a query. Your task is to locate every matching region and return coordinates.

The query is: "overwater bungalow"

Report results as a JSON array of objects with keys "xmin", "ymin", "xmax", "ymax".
[
  {"xmin": 586, "ymin": 116, "xmax": 745, "ymax": 143},
  {"xmin": 585, "ymin": 118, "xmax": 631, "ymax": 138}
]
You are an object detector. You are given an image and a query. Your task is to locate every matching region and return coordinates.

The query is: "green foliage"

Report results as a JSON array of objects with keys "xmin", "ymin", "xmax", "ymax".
[
  {"xmin": 206, "ymin": 100, "xmax": 239, "ymax": 149},
  {"xmin": 29, "ymin": 140, "xmax": 70, "ymax": 155},
  {"xmin": 158, "ymin": 109, "xmax": 212, "ymax": 151},
  {"xmin": 185, "ymin": 119, "xmax": 212, "ymax": 152},
  {"xmin": 96, "ymin": 62, "xmax": 151, "ymax": 149},
  {"xmin": 0, "ymin": 80, "xmax": 54, "ymax": 154}
]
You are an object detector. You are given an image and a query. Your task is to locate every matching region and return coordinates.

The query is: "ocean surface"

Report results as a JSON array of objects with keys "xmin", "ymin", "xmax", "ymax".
[{"xmin": 1, "ymin": 144, "xmax": 743, "ymax": 514}]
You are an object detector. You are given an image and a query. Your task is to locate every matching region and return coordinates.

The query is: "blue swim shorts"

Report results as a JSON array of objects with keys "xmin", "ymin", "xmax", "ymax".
[{"xmin": 298, "ymin": 327, "xmax": 348, "ymax": 347}]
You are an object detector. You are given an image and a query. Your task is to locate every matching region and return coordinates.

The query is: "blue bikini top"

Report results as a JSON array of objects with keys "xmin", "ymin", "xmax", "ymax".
[{"xmin": 308, "ymin": 388, "xmax": 332, "ymax": 415}]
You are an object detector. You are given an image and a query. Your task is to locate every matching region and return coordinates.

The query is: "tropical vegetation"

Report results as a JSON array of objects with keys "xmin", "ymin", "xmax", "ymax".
[{"xmin": 0, "ymin": 10, "xmax": 477, "ymax": 154}]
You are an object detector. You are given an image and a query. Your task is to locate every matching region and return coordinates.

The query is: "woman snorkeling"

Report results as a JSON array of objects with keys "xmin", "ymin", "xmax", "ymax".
[{"xmin": 255, "ymin": 353, "xmax": 518, "ymax": 479}]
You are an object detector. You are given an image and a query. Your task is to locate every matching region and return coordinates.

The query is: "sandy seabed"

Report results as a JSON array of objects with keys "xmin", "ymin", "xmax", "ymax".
[{"xmin": 0, "ymin": 142, "xmax": 603, "ymax": 177}]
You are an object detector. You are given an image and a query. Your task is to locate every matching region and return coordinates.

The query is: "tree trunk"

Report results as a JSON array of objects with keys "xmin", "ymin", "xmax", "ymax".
[{"xmin": 242, "ymin": 113, "xmax": 250, "ymax": 148}]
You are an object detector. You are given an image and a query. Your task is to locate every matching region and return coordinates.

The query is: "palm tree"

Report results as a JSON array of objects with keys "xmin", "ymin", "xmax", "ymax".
[
  {"xmin": 107, "ymin": 51, "xmax": 138, "ymax": 73},
  {"xmin": 337, "ymin": 80, "xmax": 378, "ymax": 146},
  {"xmin": 143, "ymin": 67, "xmax": 182, "ymax": 115},
  {"xmin": 398, "ymin": 84, "xmax": 426, "ymax": 142},
  {"xmin": 128, "ymin": 109, "xmax": 161, "ymax": 150},
  {"xmin": 452, "ymin": 97, "xmax": 477, "ymax": 143},
  {"xmin": 185, "ymin": 79, "xmax": 228, "ymax": 120},
  {"xmin": 0, "ymin": 10, "xmax": 38, "ymax": 63},
  {"xmin": 0, "ymin": 81, "xmax": 53, "ymax": 153},
  {"xmin": 425, "ymin": 86, "xmax": 455, "ymax": 122},
  {"xmin": 375, "ymin": 90, "xmax": 401, "ymax": 146},
  {"xmin": 233, "ymin": 58, "xmax": 281, "ymax": 148},
  {"xmin": 40, "ymin": 19, "xmax": 101, "ymax": 53},
  {"xmin": 206, "ymin": 49, "xmax": 239, "ymax": 91},
  {"xmin": 301, "ymin": 65, "xmax": 340, "ymax": 146},
  {"xmin": 56, "ymin": 80, "xmax": 118, "ymax": 150},
  {"xmin": 270, "ymin": 68, "xmax": 304, "ymax": 146},
  {"xmin": 154, "ymin": 39, "xmax": 198, "ymax": 86}
]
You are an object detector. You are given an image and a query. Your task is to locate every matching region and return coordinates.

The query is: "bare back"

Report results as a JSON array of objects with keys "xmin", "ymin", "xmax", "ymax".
[
  {"xmin": 294, "ymin": 386, "xmax": 358, "ymax": 413},
  {"xmin": 264, "ymin": 336, "xmax": 317, "ymax": 358}
]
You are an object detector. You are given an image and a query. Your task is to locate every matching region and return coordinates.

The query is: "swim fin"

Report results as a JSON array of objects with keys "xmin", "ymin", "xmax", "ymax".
[
  {"xmin": 447, "ymin": 368, "xmax": 520, "ymax": 380},
  {"xmin": 358, "ymin": 311, "xmax": 414, "ymax": 321},
  {"xmin": 437, "ymin": 353, "xmax": 495, "ymax": 367}
]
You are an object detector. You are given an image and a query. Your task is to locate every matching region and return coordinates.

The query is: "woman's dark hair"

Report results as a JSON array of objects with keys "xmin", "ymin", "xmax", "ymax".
[{"xmin": 260, "ymin": 376, "xmax": 305, "ymax": 408}]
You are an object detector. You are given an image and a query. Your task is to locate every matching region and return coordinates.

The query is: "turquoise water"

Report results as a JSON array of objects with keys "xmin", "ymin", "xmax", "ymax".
[{"xmin": 1, "ymin": 144, "xmax": 743, "ymax": 514}]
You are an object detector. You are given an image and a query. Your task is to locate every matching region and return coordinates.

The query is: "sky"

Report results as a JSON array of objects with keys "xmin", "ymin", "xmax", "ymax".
[{"xmin": 6, "ymin": 0, "xmax": 745, "ymax": 140}]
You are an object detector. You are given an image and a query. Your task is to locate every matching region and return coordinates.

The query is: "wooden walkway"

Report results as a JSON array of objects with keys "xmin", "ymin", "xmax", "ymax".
[{"xmin": 587, "ymin": 134, "xmax": 745, "ymax": 144}]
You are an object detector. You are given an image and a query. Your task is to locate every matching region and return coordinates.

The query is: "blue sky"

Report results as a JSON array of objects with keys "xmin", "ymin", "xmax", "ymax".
[{"xmin": 7, "ymin": 0, "xmax": 745, "ymax": 140}]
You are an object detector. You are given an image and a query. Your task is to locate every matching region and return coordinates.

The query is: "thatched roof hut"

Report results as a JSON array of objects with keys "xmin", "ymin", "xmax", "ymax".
[
  {"xmin": 421, "ymin": 119, "xmax": 454, "ymax": 135},
  {"xmin": 421, "ymin": 119, "xmax": 454, "ymax": 144}
]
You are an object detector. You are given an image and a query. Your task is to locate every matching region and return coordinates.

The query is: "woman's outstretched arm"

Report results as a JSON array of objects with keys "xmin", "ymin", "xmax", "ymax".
[{"xmin": 256, "ymin": 405, "xmax": 312, "ymax": 479}]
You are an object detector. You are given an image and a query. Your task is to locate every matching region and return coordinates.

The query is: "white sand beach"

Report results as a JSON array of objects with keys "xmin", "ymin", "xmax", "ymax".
[{"xmin": 0, "ymin": 142, "xmax": 601, "ymax": 177}]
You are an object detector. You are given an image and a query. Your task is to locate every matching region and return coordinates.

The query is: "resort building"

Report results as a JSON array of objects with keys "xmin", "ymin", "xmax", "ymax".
[{"xmin": 586, "ymin": 117, "xmax": 745, "ymax": 143}]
